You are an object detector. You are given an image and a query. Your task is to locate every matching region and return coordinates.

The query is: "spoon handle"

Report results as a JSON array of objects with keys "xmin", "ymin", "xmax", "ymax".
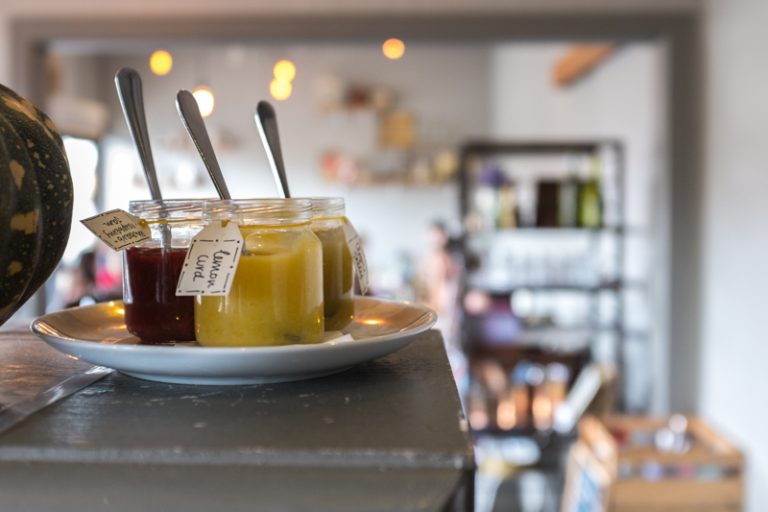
[
  {"xmin": 175, "ymin": 90, "xmax": 231, "ymax": 200},
  {"xmin": 255, "ymin": 101, "xmax": 290, "ymax": 198},
  {"xmin": 114, "ymin": 67, "xmax": 162, "ymax": 200}
]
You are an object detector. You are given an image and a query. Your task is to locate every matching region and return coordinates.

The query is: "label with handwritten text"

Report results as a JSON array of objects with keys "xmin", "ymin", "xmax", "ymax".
[
  {"xmin": 80, "ymin": 209, "xmax": 151, "ymax": 251},
  {"xmin": 342, "ymin": 219, "xmax": 369, "ymax": 295},
  {"xmin": 175, "ymin": 221, "xmax": 243, "ymax": 296}
]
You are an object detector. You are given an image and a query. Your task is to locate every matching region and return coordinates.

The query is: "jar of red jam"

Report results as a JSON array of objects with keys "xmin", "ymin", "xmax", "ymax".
[
  {"xmin": 123, "ymin": 200, "xmax": 204, "ymax": 343},
  {"xmin": 309, "ymin": 198, "xmax": 354, "ymax": 331}
]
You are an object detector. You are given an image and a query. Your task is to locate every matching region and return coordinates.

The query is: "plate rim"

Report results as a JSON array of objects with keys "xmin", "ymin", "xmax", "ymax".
[{"xmin": 30, "ymin": 296, "xmax": 438, "ymax": 355}]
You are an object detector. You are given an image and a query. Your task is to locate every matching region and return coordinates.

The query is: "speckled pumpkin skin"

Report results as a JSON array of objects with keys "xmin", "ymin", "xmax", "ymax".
[{"xmin": 0, "ymin": 84, "xmax": 72, "ymax": 325}]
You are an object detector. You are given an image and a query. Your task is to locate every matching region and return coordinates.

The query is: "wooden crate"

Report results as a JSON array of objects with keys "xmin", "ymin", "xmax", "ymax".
[{"xmin": 562, "ymin": 415, "xmax": 744, "ymax": 512}]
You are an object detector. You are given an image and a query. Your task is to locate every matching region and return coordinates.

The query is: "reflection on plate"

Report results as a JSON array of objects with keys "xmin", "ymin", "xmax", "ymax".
[{"xmin": 31, "ymin": 297, "xmax": 437, "ymax": 385}]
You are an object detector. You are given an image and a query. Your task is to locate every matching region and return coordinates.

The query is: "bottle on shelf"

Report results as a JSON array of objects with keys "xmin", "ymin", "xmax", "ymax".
[
  {"xmin": 577, "ymin": 155, "xmax": 603, "ymax": 228},
  {"xmin": 473, "ymin": 163, "xmax": 504, "ymax": 230},
  {"xmin": 497, "ymin": 181, "xmax": 519, "ymax": 229},
  {"xmin": 535, "ymin": 180, "xmax": 560, "ymax": 228},
  {"xmin": 496, "ymin": 373, "xmax": 524, "ymax": 431},
  {"xmin": 468, "ymin": 381, "xmax": 491, "ymax": 431},
  {"xmin": 558, "ymin": 173, "xmax": 580, "ymax": 228}
]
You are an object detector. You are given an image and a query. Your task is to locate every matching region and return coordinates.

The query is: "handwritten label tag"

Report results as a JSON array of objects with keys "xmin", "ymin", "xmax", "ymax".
[
  {"xmin": 342, "ymin": 218, "xmax": 369, "ymax": 295},
  {"xmin": 176, "ymin": 221, "xmax": 243, "ymax": 296},
  {"xmin": 80, "ymin": 209, "xmax": 151, "ymax": 251}
]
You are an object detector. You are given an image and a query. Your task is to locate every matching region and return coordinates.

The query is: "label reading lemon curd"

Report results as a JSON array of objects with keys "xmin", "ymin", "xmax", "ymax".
[{"xmin": 176, "ymin": 221, "xmax": 243, "ymax": 296}]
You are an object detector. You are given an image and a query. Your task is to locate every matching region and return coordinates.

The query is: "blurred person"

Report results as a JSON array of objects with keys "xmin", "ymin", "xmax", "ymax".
[
  {"xmin": 52, "ymin": 247, "xmax": 122, "ymax": 310},
  {"xmin": 93, "ymin": 243, "xmax": 122, "ymax": 298},
  {"xmin": 63, "ymin": 250, "xmax": 97, "ymax": 308},
  {"xmin": 415, "ymin": 221, "xmax": 463, "ymax": 351}
]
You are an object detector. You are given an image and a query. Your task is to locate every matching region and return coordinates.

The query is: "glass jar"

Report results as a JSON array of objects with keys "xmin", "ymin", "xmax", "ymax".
[
  {"xmin": 123, "ymin": 199, "xmax": 205, "ymax": 343},
  {"xmin": 309, "ymin": 197, "xmax": 354, "ymax": 330},
  {"xmin": 195, "ymin": 199, "xmax": 324, "ymax": 347}
]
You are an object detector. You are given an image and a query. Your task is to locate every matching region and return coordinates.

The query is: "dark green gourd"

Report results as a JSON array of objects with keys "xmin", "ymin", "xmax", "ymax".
[{"xmin": 0, "ymin": 84, "xmax": 72, "ymax": 324}]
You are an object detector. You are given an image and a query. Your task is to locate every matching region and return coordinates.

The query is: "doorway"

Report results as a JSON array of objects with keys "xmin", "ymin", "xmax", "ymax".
[{"xmin": 10, "ymin": 11, "xmax": 701, "ymax": 511}]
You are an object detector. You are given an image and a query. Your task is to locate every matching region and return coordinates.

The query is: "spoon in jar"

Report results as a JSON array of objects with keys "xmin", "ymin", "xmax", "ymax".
[
  {"xmin": 115, "ymin": 67, "xmax": 172, "ymax": 247},
  {"xmin": 254, "ymin": 100, "xmax": 291, "ymax": 198},
  {"xmin": 114, "ymin": 67, "xmax": 163, "ymax": 200},
  {"xmin": 175, "ymin": 89, "xmax": 232, "ymax": 200}
]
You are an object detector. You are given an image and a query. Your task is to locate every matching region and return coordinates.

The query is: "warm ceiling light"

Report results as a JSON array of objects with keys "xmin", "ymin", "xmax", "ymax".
[
  {"xmin": 382, "ymin": 38, "xmax": 405, "ymax": 60},
  {"xmin": 149, "ymin": 49, "xmax": 173, "ymax": 76},
  {"xmin": 273, "ymin": 59, "xmax": 296, "ymax": 82},
  {"xmin": 270, "ymin": 78, "xmax": 293, "ymax": 101},
  {"xmin": 192, "ymin": 85, "xmax": 215, "ymax": 118}
]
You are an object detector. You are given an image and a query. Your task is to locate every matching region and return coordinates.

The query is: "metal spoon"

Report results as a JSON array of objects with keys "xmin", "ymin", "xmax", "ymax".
[
  {"xmin": 175, "ymin": 89, "xmax": 231, "ymax": 200},
  {"xmin": 114, "ymin": 67, "xmax": 162, "ymax": 200},
  {"xmin": 255, "ymin": 100, "xmax": 291, "ymax": 198}
]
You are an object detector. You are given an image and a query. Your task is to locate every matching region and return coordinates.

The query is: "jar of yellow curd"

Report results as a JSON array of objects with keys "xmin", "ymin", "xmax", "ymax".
[
  {"xmin": 195, "ymin": 199, "xmax": 324, "ymax": 347},
  {"xmin": 309, "ymin": 198, "xmax": 354, "ymax": 330}
]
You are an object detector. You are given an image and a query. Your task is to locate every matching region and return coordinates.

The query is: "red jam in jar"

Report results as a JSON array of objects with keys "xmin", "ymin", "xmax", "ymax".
[
  {"xmin": 124, "ymin": 246, "xmax": 194, "ymax": 343},
  {"xmin": 122, "ymin": 200, "xmax": 204, "ymax": 344}
]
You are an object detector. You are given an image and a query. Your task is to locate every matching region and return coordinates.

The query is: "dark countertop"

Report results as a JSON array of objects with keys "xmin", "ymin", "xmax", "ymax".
[{"xmin": 0, "ymin": 330, "xmax": 474, "ymax": 511}]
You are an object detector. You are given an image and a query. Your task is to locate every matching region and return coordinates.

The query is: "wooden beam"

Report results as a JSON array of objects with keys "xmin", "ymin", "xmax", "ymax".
[{"xmin": 553, "ymin": 43, "xmax": 616, "ymax": 87}]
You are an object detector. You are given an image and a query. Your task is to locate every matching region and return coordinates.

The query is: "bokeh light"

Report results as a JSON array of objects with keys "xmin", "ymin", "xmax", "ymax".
[
  {"xmin": 192, "ymin": 85, "xmax": 215, "ymax": 118},
  {"xmin": 149, "ymin": 49, "xmax": 173, "ymax": 76},
  {"xmin": 273, "ymin": 59, "xmax": 296, "ymax": 82},
  {"xmin": 270, "ymin": 78, "xmax": 293, "ymax": 101},
  {"xmin": 382, "ymin": 38, "xmax": 406, "ymax": 60}
]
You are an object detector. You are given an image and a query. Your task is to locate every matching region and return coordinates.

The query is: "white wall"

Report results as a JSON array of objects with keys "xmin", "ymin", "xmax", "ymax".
[
  {"xmin": 702, "ymin": 1, "xmax": 768, "ymax": 510},
  {"xmin": 490, "ymin": 42, "xmax": 668, "ymax": 412}
]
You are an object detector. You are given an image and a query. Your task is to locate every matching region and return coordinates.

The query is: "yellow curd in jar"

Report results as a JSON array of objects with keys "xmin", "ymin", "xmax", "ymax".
[
  {"xmin": 312, "ymin": 222, "xmax": 354, "ymax": 331},
  {"xmin": 194, "ymin": 225, "xmax": 324, "ymax": 346}
]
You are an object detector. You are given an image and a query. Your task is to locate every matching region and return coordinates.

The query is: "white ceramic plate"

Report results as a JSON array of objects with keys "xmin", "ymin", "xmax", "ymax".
[{"xmin": 31, "ymin": 297, "xmax": 437, "ymax": 385}]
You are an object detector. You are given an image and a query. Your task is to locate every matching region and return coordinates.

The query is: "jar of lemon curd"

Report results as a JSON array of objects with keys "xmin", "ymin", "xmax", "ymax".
[
  {"xmin": 194, "ymin": 199, "xmax": 324, "ymax": 347},
  {"xmin": 309, "ymin": 198, "xmax": 354, "ymax": 331}
]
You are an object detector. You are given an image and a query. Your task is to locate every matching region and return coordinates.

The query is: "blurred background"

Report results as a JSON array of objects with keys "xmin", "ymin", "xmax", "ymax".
[{"xmin": 0, "ymin": 0, "xmax": 764, "ymax": 510}]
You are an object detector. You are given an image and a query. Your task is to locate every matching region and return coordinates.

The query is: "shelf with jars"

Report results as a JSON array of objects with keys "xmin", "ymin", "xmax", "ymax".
[{"xmin": 457, "ymin": 140, "xmax": 631, "ymax": 439}]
